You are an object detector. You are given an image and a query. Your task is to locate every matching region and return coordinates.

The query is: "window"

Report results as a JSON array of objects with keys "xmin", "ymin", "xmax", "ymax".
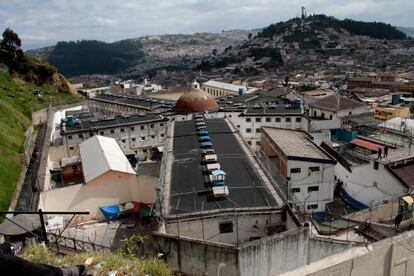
[
  {"xmin": 151, "ymin": 135, "xmax": 155, "ymax": 139},
  {"xmin": 100, "ymin": 131, "xmax": 104, "ymax": 135},
  {"xmin": 247, "ymin": 141, "xmax": 252, "ymax": 145},
  {"xmin": 131, "ymin": 138, "xmax": 136, "ymax": 142},
  {"xmin": 89, "ymin": 132, "xmax": 94, "ymax": 137},
  {"xmin": 290, "ymin": 168, "xmax": 301, "ymax": 174},
  {"xmin": 285, "ymin": 117, "xmax": 291, "ymax": 123},
  {"xmin": 292, "ymin": 187, "xmax": 300, "ymax": 193},
  {"xmin": 256, "ymin": 141, "xmax": 261, "ymax": 146},
  {"xmin": 160, "ymin": 123, "xmax": 164, "ymax": 127},
  {"xmin": 219, "ymin": 222, "xmax": 233, "ymax": 233},
  {"xmin": 141, "ymin": 137, "xmax": 145, "ymax": 140},
  {"xmin": 120, "ymin": 128, "xmax": 125, "ymax": 132},
  {"xmin": 130, "ymin": 127, "xmax": 135, "ymax": 131},
  {"xmin": 140, "ymin": 126, "xmax": 145, "ymax": 130},
  {"xmin": 78, "ymin": 134, "xmax": 83, "ymax": 138},
  {"xmin": 255, "ymin": 128, "xmax": 261, "ymax": 133},
  {"xmin": 228, "ymin": 114, "xmax": 232, "ymax": 118},
  {"xmin": 296, "ymin": 117, "xmax": 301, "ymax": 123},
  {"xmin": 110, "ymin": 130, "xmax": 115, "ymax": 134},
  {"xmin": 237, "ymin": 125, "xmax": 240, "ymax": 128},
  {"xmin": 321, "ymin": 113, "xmax": 325, "ymax": 119},
  {"xmin": 150, "ymin": 124, "xmax": 154, "ymax": 128},
  {"xmin": 121, "ymin": 139, "xmax": 126, "ymax": 143},
  {"xmin": 307, "ymin": 204, "xmax": 318, "ymax": 210},
  {"xmin": 309, "ymin": 166, "xmax": 320, "ymax": 172},
  {"xmin": 143, "ymin": 149, "xmax": 147, "ymax": 153},
  {"xmin": 161, "ymin": 134, "xmax": 165, "ymax": 137},
  {"xmin": 308, "ymin": 186, "xmax": 319, "ymax": 192},
  {"xmin": 265, "ymin": 117, "xmax": 271, "ymax": 122},
  {"xmin": 275, "ymin": 118, "xmax": 281, "ymax": 123},
  {"xmin": 246, "ymin": 128, "xmax": 252, "ymax": 133},
  {"xmin": 329, "ymin": 115, "xmax": 333, "ymax": 120},
  {"xmin": 246, "ymin": 118, "xmax": 251, "ymax": 122},
  {"xmin": 374, "ymin": 161, "xmax": 379, "ymax": 170},
  {"xmin": 255, "ymin": 117, "xmax": 261, "ymax": 122}
]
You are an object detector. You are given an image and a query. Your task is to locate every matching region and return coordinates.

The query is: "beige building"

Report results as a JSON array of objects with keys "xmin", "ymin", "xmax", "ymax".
[{"xmin": 40, "ymin": 136, "xmax": 156, "ymax": 221}]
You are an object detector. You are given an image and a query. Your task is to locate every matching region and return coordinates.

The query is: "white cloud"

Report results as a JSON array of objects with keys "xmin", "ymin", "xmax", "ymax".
[{"xmin": 0, "ymin": 0, "xmax": 412, "ymax": 50}]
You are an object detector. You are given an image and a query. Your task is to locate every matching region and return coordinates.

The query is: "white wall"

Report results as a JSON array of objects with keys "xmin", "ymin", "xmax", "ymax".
[
  {"xmin": 41, "ymin": 171, "xmax": 155, "ymax": 221},
  {"xmin": 166, "ymin": 211, "xmax": 282, "ymax": 245},
  {"xmin": 288, "ymin": 160, "xmax": 335, "ymax": 213},
  {"xmin": 336, "ymin": 160, "xmax": 406, "ymax": 207}
]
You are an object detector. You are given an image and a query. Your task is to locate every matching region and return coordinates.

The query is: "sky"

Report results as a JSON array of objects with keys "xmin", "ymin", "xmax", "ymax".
[{"xmin": 1, "ymin": 0, "xmax": 413, "ymax": 50}]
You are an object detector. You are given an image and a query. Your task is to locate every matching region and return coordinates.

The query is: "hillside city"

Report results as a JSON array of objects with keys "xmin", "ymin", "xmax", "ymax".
[{"xmin": 2, "ymin": 4, "xmax": 414, "ymax": 276}]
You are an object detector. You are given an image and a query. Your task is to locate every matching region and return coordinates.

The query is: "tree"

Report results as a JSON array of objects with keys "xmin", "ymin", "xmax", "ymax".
[
  {"xmin": 212, "ymin": 48, "xmax": 218, "ymax": 56},
  {"xmin": 0, "ymin": 28, "xmax": 22, "ymax": 60},
  {"xmin": 248, "ymin": 33, "xmax": 253, "ymax": 39},
  {"xmin": 282, "ymin": 76, "xmax": 290, "ymax": 87}
]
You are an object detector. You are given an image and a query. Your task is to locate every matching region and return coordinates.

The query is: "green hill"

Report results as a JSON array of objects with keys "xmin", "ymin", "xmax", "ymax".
[
  {"xmin": 47, "ymin": 40, "xmax": 145, "ymax": 77},
  {"xmin": 259, "ymin": 14, "xmax": 407, "ymax": 40},
  {"xmin": 0, "ymin": 27, "xmax": 80, "ymax": 211},
  {"xmin": 0, "ymin": 72, "xmax": 79, "ymax": 211}
]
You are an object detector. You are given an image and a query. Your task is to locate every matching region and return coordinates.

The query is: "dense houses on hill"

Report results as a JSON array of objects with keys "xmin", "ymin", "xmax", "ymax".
[{"xmin": 6, "ymin": 74, "xmax": 414, "ymax": 275}]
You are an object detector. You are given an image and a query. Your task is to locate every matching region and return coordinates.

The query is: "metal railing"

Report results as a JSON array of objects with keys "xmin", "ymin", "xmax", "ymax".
[{"xmin": 47, "ymin": 232, "xmax": 112, "ymax": 253}]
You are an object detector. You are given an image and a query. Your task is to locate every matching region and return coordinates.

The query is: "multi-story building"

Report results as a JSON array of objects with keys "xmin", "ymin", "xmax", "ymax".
[
  {"xmin": 60, "ymin": 113, "xmax": 168, "ymax": 157},
  {"xmin": 373, "ymin": 106, "xmax": 410, "ymax": 121},
  {"xmin": 261, "ymin": 127, "xmax": 337, "ymax": 217}
]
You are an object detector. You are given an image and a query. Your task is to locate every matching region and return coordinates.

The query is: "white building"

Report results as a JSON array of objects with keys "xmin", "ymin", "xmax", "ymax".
[
  {"xmin": 261, "ymin": 128, "xmax": 337, "ymax": 217},
  {"xmin": 61, "ymin": 114, "xmax": 167, "ymax": 158},
  {"xmin": 40, "ymin": 136, "xmax": 156, "ymax": 221},
  {"xmin": 202, "ymin": 80, "xmax": 258, "ymax": 97}
]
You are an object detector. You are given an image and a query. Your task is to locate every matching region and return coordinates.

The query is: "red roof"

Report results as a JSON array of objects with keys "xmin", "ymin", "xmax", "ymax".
[{"xmin": 351, "ymin": 138, "xmax": 384, "ymax": 152}]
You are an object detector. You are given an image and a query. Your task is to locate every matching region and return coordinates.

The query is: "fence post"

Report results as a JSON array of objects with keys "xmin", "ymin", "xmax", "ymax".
[{"xmin": 73, "ymin": 238, "xmax": 76, "ymax": 252}]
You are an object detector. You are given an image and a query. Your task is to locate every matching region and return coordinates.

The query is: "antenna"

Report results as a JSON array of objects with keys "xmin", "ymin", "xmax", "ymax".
[{"xmin": 301, "ymin": 6, "xmax": 306, "ymax": 19}]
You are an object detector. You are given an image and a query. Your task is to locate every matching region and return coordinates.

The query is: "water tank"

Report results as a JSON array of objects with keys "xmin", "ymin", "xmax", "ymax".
[
  {"xmin": 239, "ymin": 88, "xmax": 245, "ymax": 96},
  {"xmin": 392, "ymin": 94, "xmax": 401, "ymax": 105}
]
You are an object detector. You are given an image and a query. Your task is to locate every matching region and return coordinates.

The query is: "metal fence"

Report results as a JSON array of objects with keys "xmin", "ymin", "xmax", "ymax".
[
  {"xmin": 255, "ymin": 150, "xmax": 289, "ymax": 202},
  {"xmin": 47, "ymin": 232, "xmax": 112, "ymax": 253}
]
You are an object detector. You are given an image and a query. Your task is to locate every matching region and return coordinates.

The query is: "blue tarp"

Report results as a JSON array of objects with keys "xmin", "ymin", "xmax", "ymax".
[
  {"xmin": 201, "ymin": 142, "xmax": 212, "ymax": 147},
  {"xmin": 199, "ymin": 135, "xmax": 210, "ymax": 141},
  {"xmin": 211, "ymin": 170, "xmax": 226, "ymax": 176},
  {"xmin": 99, "ymin": 205, "xmax": 120, "ymax": 220},
  {"xmin": 339, "ymin": 187, "xmax": 369, "ymax": 210}
]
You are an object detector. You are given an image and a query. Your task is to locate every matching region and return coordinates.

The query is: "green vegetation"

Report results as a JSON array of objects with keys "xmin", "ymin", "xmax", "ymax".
[
  {"xmin": 0, "ymin": 28, "xmax": 80, "ymax": 211},
  {"xmin": 0, "ymin": 72, "xmax": 79, "ymax": 211},
  {"xmin": 259, "ymin": 14, "xmax": 407, "ymax": 40},
  {"xmin": 48, "ymin": 40, "xmax": 145, "ymax": 76},
  {"xmin": 21, "ymin": 244, "xmax": 171, "ymax": 275},
  {"xmin": 249, "ymin": 47, "xmax": 283, "ymax": 62}
]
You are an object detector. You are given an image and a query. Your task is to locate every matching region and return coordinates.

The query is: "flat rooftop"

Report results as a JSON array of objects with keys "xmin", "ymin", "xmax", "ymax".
[
  {"xmin": 91, "ymin": 93, "xmax": 174, "ymax": 110},
  {"xmin": 262, "ymin": 127, "xmax": 332, "ymax": 160},
  {"xmin": 65, "ymin": 114, "xmax": 165, "ymax": 133},
  {"xmin": 169, "ymin": 118, "xmax": 278, "ymax": 215}
]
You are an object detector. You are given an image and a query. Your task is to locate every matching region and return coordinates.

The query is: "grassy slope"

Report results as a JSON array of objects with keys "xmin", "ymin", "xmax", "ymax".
[
  {"xmin": 22, "ymin": 245, "xmax": 171, "ymax": 275},
  {"xmin": 0, "ymin": 72, "xmax": 79, "ymax": 211}
]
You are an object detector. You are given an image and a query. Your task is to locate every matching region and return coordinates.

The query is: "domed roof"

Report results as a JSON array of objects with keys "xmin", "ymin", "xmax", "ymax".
[{"xmin": 175, "ymin": 81, "xmax": 219, "ymax": 113}]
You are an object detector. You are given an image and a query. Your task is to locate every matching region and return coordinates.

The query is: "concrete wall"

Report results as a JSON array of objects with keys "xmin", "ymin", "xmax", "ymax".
[
  {"xmin": 288, "ymin": 160, "xmax": 335, "ymax": 213},
  {"xmin": 336, "ymin": 159, "xmax": 406, "ymax": 207},
  {"xmin": 154, "ymin": 232, "xmax": 239, "ymax": 275},
  {"xmin": 165, "ymin": 210, "xmax": 282, "ymax": 245},
  {"xmin": 41, "ymin": 171, "xmax": 153, "ymax": 221},
  {"xmin": 155, "ymin": 226, "xmax": 353, "ymax": 276},
  {"xmin": 284, "ymin": 230, "xmax": 414, "ymax": 276},
  {"xmin": 238, "ymin": 228, "xmax": 352, "ymax": 276}
]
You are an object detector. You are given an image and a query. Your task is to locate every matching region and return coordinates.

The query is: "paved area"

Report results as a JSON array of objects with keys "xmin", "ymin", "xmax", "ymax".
[{"xmin": 169, "ymin": 118, "xmax": 277, "ymax": 215}]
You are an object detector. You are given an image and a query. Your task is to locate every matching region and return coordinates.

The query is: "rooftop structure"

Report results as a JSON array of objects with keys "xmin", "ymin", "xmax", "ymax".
[
  {"xmin": 167, "ymin": 118, "xmax": 278, "ymax": 215},
  {"xmin": 262, "ymin": 128, "xmax": 333, "ymax": 161},
  {"xmin": 174, "ymin": 82, "xmax": 219, "ymax": 113},
  {"xmin": 309, "ymin": 94, "xmax": 367, "ymax": 113},
  {"xmin": 79, "ymin": 135, "xmax": 136, "ymax": 183}
]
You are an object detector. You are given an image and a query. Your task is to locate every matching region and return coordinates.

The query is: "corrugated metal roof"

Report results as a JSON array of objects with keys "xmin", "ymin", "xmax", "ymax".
[
  {"xmin": 80, "ymin": 135, "xmax": 136, "ymax": 183},
  {"xmin": 351, "ymin": 138, "xmax": 384, "ymax": 152}
]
